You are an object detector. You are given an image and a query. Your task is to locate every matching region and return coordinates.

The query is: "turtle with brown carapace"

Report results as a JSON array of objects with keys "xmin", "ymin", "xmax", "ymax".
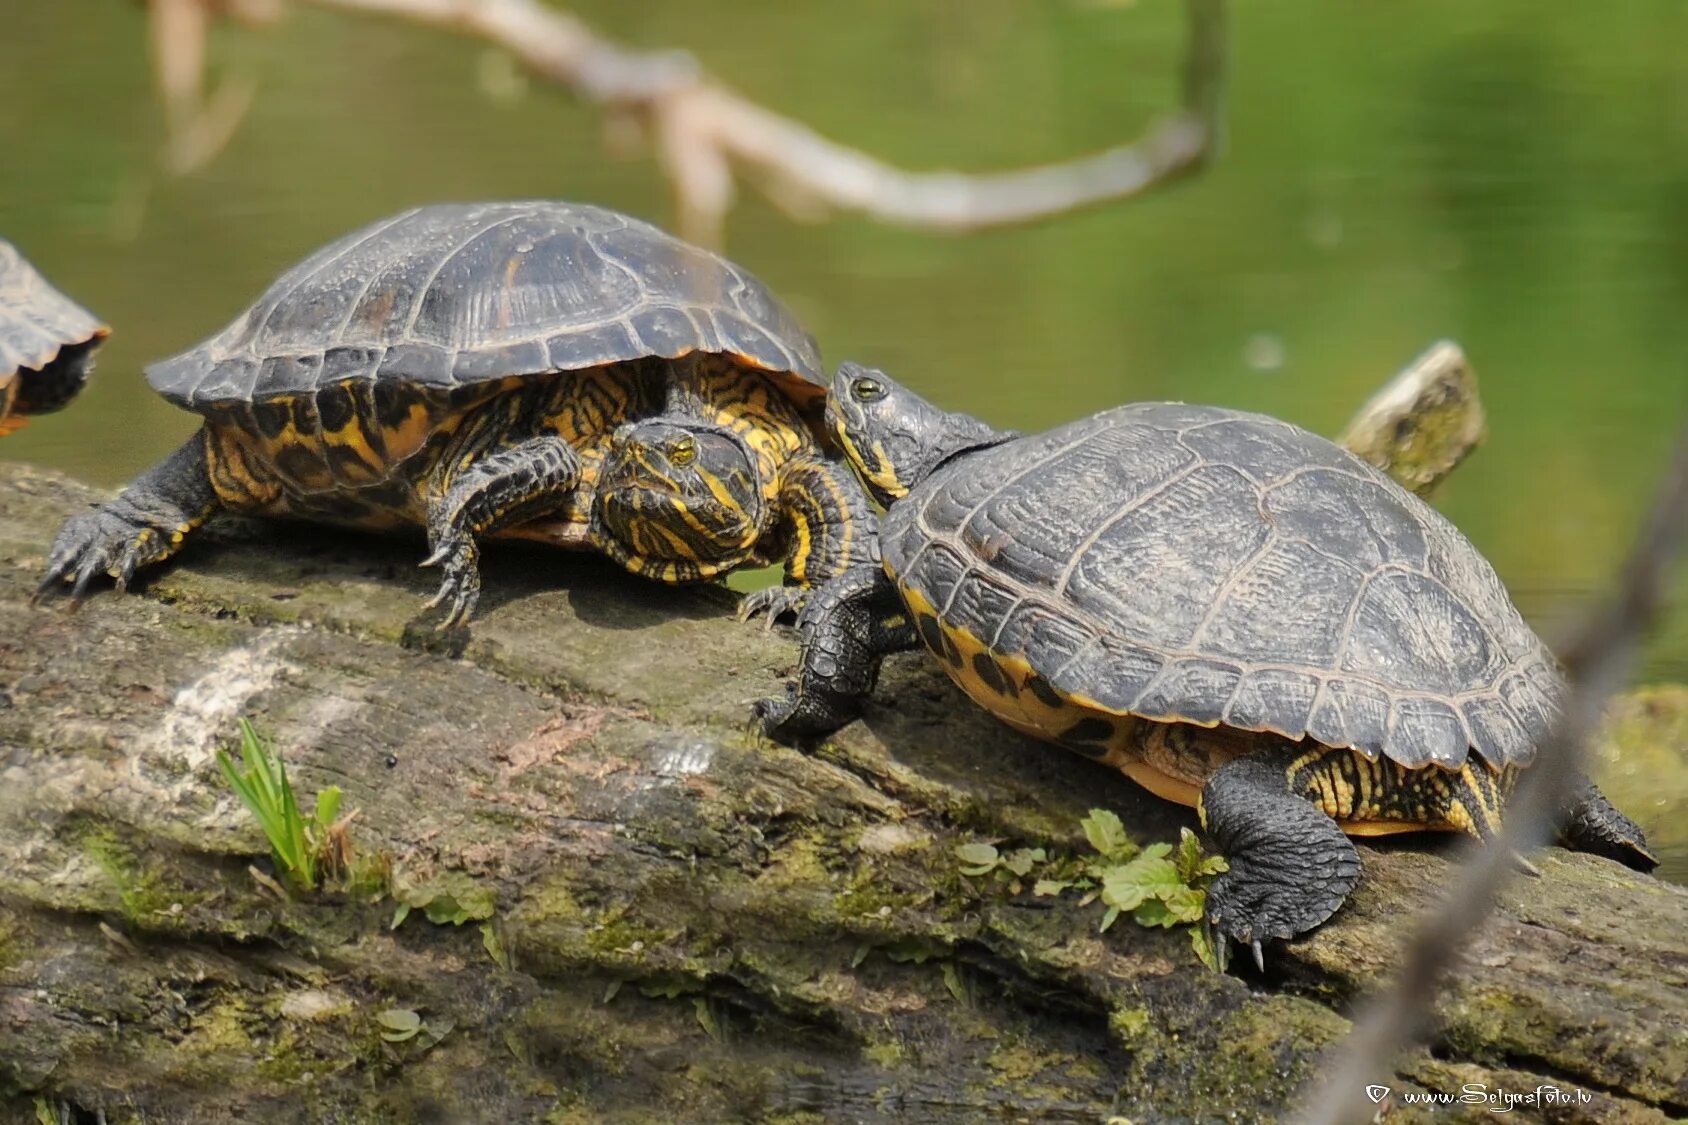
[
  {"xmin": 0, "ymin": 240, "xmax": 107, "ymax": 437},
  {"xmin": 37, "ymin": 202, "xmax": 876, "ymax": 629},
  {"xmin": 757, "ymin": 366, "xmax": 1655, "ymax": 966}
]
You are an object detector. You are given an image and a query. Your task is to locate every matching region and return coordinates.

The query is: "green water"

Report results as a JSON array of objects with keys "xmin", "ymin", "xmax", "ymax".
[{"xmin": 3, "ymin": 1, "xmax": 1685, "ymax": 873}]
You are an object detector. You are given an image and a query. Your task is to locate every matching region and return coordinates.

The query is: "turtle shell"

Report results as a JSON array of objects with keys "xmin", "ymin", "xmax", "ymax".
[
  {"xmin": 146, "ymin": 201, "xmax": 823, "ymax": 413},
  {"xmin": 882, "ymin": 403, "xmax": 1560, "ymax": 773},
  {"xmin": 0, "ymin": 239, "xmax": 108, "ymax": 426}
]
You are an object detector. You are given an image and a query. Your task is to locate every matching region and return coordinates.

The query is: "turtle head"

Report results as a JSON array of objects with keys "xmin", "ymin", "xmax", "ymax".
[
  {"xmin": 827, "ymin": 363, "xmax": 1003, "ymax": 504},
  {"xmin": 597, "ymin": 420, "xmax": 767, "ymax": 573}
]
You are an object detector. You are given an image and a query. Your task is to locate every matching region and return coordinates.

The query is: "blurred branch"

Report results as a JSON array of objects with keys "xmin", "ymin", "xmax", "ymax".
[
  {"xmin": 145, "ymin": 0, "xmax": 1226, "ymax": 244},
  {"xmin": 147, "ymin": 0, "xmax": 275, "ymax": 174},
  {"xmin": 1297, "ymin": 418, "xmax": 1688, "ymax": 1125}
]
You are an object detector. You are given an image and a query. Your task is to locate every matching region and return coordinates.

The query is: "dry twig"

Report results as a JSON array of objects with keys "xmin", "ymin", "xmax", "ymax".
[
  {"xmin": 145, "ymin": 0, "xmax": 1226, "ymax": 243},
  {"xmin": 1297, "ymin": 419, "xmax": 1688, "ymax": 1125}
]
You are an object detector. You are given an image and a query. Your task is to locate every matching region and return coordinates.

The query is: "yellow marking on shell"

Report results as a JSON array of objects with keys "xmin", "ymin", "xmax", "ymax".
[{"xmin": 901, "ymin": 583, "xmax": 1511, "ymax": 837}]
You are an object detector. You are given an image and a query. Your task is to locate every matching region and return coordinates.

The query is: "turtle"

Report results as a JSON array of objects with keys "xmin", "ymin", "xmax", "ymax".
[
  {"xmin": 755, "ymin": 364, "xmax": 1656, "ymax": 962},
  {"xmin": 0, "ymin": 239, "xmax": 108, "ymax": 436},
  {"xmin": 36, "ymin": 201, "xmax": 877, "ymax": 628}
]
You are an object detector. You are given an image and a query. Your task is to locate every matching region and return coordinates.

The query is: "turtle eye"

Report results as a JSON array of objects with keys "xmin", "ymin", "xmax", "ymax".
[
  {"xmin": 851, "ymin": 377, "xmax": 885, "ymax": 402},
  {"xmin": 669, "ymin": 437, "xmax": 697, "ymax": 467}
]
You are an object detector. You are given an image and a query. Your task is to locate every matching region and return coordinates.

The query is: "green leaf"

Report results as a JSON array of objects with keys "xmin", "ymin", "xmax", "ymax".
[
  {"xmin": 1139, "ymin": 842, "xmax": 1173, "ymax": 862},
  {"xmin": 954, "ymin": 842, "xmax": 1000, "ymax": 875},
  {"xmin": 217, "ymin": 722, "xmax": 317, "ymax": 891},
  {"xmin": 481, "ymin": 921, "xmax": 510, "ymax": 971},
  {"xmin": 602, "ymin": 980, "xmax": 623, "ymax": 1004},
  {"xmin": 378, "ymin": 1008, "xmax": 422, "ymax": 1042},
  {"xmin": 1003, "ymin": 847, "xmax": 1044, "ymax": 877},
  {"xmin": 1100, "ymin": 855, "xmax": 1182, "ymax": 912},
  {"xmin": 1131, "ymin": 899, "xmax": 1178, "ymax": 928},
  {"xmin": 313, "ymin": 786, "xmax": 343, "ymax": 833},
  {"xmin": 693, "ymin": 997, "xmax": 721, "ymax": 1041},
  {"xmin": 1196, "ymin": 855, "xmax": 1229, "ymax": 877},
  {"xmin": 1080, "ymin": 809, "xmax": 1137, "ymax": 862},
  {"xmin": 1175, "ymin": 827, "xmax": 1202, "ymax": 881},
  {"xmin": 940, "ymin": 962, "xmax": 966, "ymax": 1003},
  {"xmin": 392, "ymin": 874, "xmax": 497, "ymax": 926},
  {"xmin": 1191, "ymin": 924, "xmax": 1223, "ymax": 972},
  {"xmin": 1032, "ymin": 879, "xmax": 1071, "ymax": 897},
  {"xmin": 1131, "ymin": 888, "xmax": 1203, "ymax": 928},
  {"xmin": 850, "ymin": 944, "xmax": 872, "ymax": 968},
  {"xmin": 417, "ymin": 1016, "xmax": 455, "ymax": 1050},
  {"xmin": 1099, "ymin": 904, "xmax": 1121, "ymax": 933},
  {"xmin": 390, "ymin": 903, "xmax": 411, "ymax": 930}
]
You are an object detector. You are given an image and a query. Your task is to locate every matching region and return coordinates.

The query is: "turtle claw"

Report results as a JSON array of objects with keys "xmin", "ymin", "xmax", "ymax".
[
  {"xmin": 38, "ymin": 506, "xmax": 172, "ymax": 608},
  {"xmin": 416, "ymin": 534, "xmax": 481, "ymax": 630},
  {"xmin": 737, "ymin": 585, "xmax": 807, "ymax": 627},
  {"xmin": 1251, "ymin": 938, "xmax": 1266, "ymax": 974}
]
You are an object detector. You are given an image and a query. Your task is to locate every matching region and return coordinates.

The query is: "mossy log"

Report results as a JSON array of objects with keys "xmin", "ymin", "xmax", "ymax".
[{"xmin": 1, "ymin": 461, "xmax": 1684, "ymax": 1125}]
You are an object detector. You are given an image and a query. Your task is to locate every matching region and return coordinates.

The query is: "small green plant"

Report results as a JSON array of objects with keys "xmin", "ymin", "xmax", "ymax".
[
  {"xmin": 951, "ymin": 810, "xmax": 1228, "ymax": 969},
  {"xmin": 216, "ymin": 719, "xmax": 347, "ymax": 894}
]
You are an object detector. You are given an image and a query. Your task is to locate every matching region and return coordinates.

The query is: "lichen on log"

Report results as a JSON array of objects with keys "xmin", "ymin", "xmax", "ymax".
[{"xmin": 1, "ymin": 461, "xmax": 1684, "ymax": 1124}]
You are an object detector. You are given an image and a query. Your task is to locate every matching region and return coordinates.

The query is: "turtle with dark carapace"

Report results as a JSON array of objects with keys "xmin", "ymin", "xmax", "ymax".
[
  {"xmin": 0, "ymin": 240, "xmax": 108, "ymax": 436},
  {"xmin": 756, "ymin": 365, "xmax": 1655, "ymax": 963},
  {"xmin": 37, "ymin": 202, "xmax": 876, "ymax": 628}
]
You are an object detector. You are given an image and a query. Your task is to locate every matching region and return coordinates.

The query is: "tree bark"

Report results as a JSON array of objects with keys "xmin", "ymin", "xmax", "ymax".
[{"xmin": 1, "ymin": 461, "xmax": 1683, "ymax": 1124}]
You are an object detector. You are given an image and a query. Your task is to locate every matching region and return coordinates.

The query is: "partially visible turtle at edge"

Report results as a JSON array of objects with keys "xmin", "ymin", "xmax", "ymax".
[
  {"xmin": 0, "ymin": 239, "xmax": 108, "ymax": 436},
  {"xmin": 37, "ymin": 201, "xmax": 878, "ymax": 629},
  {"xmin": 755, "ymin": 365, "xmax": 1655, "ymax": 965}
]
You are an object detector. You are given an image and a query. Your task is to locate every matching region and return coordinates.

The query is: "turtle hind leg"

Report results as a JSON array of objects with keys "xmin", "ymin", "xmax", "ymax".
[
  {"xmin": 1558, "ymin": 777, "xmax": 1656, "ymax": 871},
  {"xmin": 1199, "ymin": 750, "xmax": 1363, "ymax": 966},
  {"xmin": 37, "ymin": 430, "xmax": 221, "ymax": 605},
  {"xmin": 419, "ymin": 435, "xmax": 581, "ymax": 631}
]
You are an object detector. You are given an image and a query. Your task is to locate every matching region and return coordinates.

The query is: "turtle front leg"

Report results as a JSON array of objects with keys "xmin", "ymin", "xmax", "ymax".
[
  {"xmin": 420, "ymin": 436, "xmax": 580, "ymax": 630},
  {"xmin": 738, "ymin": 451, "xmax": 880, "ymax": 626},
  {"xmin": 755, "ymin": 567, "xmax": 918, "ymax": 742},
  {"xmin": 1199, "ymin": 752, "xmax": 1363, "ymax": 970},
  {"xmin": 37, "ymin": 430, "xmax": 221, "ymax": 605}
]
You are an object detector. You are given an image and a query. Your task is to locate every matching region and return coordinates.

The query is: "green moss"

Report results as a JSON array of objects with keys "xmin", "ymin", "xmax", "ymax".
[
  {"xmin": 862, "ymin": 1038, "xmax": 906, "ymax": 1068},
  {"xmin": 985, "ymin": 1040, "xmax": 1077, "ymax": 1085},
  {"xmin": 584, "ymin": 914, "xmax": 676, "ymax": 963},
  {"xmin": 1109, "ymin": 1006, "xmax": 1152, "ymax": 1046},
  {"xmin": 76, "ymin": 821, "xmax": 197, "ymax": 924},
  {"xmin": 0, "ymin": 912, "xmax": 18, "ymax": 975}
]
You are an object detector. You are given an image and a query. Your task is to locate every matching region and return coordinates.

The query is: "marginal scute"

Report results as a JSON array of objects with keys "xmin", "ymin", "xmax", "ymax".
[
  {"xmin": 1132, "ymin": 658, "xmax": 1243, "ymax": 726},
  {"xmin": 1223, "ymin": 668, "xmax": 1320, "ymax": 736},
  {"xmin": 1385, "ymin": 697, "xmax": 1469, "ymax": 768},
  {"xmin": 1323, "ymin": 679, "xmax": 1391, "ymax": 758}
]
